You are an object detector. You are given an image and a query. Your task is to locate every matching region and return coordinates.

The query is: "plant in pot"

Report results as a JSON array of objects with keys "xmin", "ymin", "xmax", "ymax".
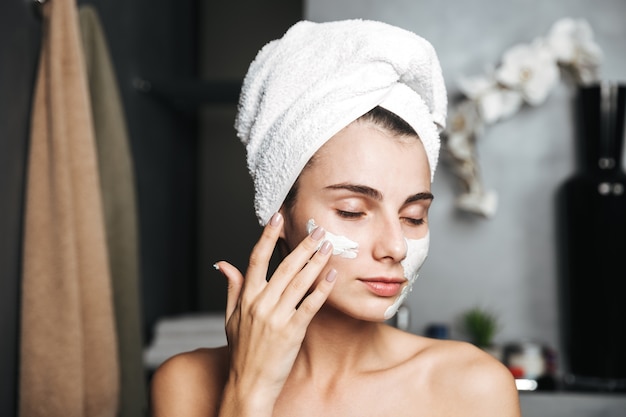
[{"xmin": 460, "ymin": 306, "xmax": 502, "ymax": 360}]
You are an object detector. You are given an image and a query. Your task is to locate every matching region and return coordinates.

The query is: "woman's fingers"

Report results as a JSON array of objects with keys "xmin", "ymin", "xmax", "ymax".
[
  {"xmin": 214, "ymin": 213, "xmax": 339, "ymax": 401},
  {"xmin": 272, "ymin": 238, "xmax": 334, "ymax": 314},
  {"xmin": 218, "ymin": 212, "xmax": 336, "ymax": 336},
  {"xmin": 214, "ymin": 261, "xmax": 244, "ymax": 323},
  {"xmin": 263, "ymin": 224, "xmax": 328, "ymax": 299},
  {"xmin": 292, "ymin": 267, "xmax": 337, "ymax": 327},
  {"xmin": 244, "ymin": 212, "xmax": 284, "ymax": 291}
]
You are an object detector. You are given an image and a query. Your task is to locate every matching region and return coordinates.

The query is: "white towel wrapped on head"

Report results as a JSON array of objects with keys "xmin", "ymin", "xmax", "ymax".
[{"xmin": 235, "ymin": 19, "xmax": 447, "ymax": 225}]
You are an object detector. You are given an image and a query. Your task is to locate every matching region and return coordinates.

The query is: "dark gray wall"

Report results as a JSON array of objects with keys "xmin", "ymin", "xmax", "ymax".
[{"xmin": 0, "ymin": 2, "xmax": 41, "ymax": 415}]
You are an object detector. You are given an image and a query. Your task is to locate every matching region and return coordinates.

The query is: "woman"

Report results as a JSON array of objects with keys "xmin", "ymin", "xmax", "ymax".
[{"xmin": 151, "ymin": 19, "xmax": 521, "ymax": 417}]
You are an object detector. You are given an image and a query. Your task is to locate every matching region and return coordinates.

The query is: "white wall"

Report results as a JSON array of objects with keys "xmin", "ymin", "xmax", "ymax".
[{"xmin": 305, "ymin": 0, "xmax": 626, "ymax": 356}]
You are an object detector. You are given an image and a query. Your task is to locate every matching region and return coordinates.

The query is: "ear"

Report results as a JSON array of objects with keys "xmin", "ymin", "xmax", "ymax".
[
  {"xmin": 278, "ymin": 206, "xmax": 288, "ymax": 240},
  {"xmin": 276, "ymin": 206, "xmax": 291, "ymax": 259}
]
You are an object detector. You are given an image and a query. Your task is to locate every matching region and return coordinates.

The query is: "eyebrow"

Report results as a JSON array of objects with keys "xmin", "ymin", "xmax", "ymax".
[
  {"xmin": 325, "ymin": 183, "xmax": 434, "ymax": 204},
  {"xmin": 405, "ymin": 191, "xmax": 434, "ymax": 204}
]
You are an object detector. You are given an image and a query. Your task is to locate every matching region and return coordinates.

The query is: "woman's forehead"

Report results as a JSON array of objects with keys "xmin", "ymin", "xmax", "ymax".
[
  {"xmin": 302, "ymin": 123, "xmax": 431, "ymax": 191},
  {"xmin": 314, "ymin": 122, "xmax": 426, "ymax": 167}
]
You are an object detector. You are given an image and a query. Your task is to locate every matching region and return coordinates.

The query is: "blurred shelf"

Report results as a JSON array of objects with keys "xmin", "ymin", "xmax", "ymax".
[{"xmin": 134, "ymin": 78, "xmax": 241, "ymax": 109}]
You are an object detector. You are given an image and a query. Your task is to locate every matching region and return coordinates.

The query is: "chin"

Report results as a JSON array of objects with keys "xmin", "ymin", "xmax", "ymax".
[{"xmin": 324, "ymin": 299, "xmax": 393, "ymax": 323}]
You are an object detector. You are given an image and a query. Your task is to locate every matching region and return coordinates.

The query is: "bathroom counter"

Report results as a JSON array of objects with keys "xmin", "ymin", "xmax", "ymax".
[{"xmin": 519, "ymin": 391, "xmax": 626, "ymax": 417}]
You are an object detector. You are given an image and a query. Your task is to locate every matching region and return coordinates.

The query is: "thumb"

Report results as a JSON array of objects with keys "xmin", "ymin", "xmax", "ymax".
[{"xmin": 214, "ymin": 261, "xmax": 244, "ymax": 324}]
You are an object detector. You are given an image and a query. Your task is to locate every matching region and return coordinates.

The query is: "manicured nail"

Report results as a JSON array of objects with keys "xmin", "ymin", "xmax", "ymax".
[
  {"xmin": 270, "ymin": 212, "xmax": 282, "ymax": 227},
  {"xmin": 325, "ymin": 269, "xmax": 337, "ymax": 282},
  {"xmin": 311, "ymin": 226, "xmax": 325, "ymax": 241},
  {"xmin": 213, "ymin": 263, "xmax": 220, "ymax": 271},
  {"xmin": 320, "ymin": 240, "xmax": 332, "ymax": 255}
]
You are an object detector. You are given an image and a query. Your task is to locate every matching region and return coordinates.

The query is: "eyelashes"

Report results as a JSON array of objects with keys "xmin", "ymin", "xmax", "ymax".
[
  {"xmin": 402, "ymin": 217, "xmax": 425, "ymax": 226},
  {"xmin": 335, "ymin": 210, "xmax": 425, "ymax": 226},
  {"xmin": 336, "ymin": 210, "xmax": 364, "ymax": 219}
]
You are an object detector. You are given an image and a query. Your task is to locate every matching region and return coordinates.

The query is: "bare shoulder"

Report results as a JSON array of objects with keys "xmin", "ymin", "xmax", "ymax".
[
  {"xmin": 412, "ymin": 337, "xmax": 521, "ymax": 417},
  {"xmin": 150, "ymin": 346, "xmax": 229, "ymax": 417}
]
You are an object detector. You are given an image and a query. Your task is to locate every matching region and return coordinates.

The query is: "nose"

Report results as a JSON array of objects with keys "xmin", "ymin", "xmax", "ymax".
[{"xmin": 372, "ymin": 215, "xmax": 407, "ymax": 262}]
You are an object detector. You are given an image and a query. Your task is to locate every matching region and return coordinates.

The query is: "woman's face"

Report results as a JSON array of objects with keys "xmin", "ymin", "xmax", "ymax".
[{"xmin": 279, "ymin": 119, "xmax": 433, "ymax": 322}]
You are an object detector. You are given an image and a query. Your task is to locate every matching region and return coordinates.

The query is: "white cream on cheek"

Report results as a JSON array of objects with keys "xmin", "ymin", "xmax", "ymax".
[
  {"xmin": 383, "ymin": 233, "xmax": 429, "ymax": 320},
  {"xmin": 306, "ymin": 219, "xmax": 359, "ymax": 258}
]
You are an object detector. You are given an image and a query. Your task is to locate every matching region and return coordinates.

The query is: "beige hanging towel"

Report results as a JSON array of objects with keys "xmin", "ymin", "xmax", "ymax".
[
  {"xmin": 20, "ymin": 0, "xmax": 120, "ymax": 416},
  {"xmin": 79, "ymin": 5, "xmax": 147, "ymax": 417}
]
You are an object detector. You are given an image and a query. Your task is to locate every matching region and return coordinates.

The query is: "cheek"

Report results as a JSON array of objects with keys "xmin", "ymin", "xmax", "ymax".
[
  {"xmin": 401, "ymin": 233, "xmax": 430, "ymax": 282},
  {"xmin": 383, "ymin": 233, "xmax": 430, "ymax": 320},
  {"xmin": 306, "ymin": 219, "xmax": 359, "ymax": 259},
  {"xmin": 281, "ymin": 210, "xmax": 309, "ymax": 251}
]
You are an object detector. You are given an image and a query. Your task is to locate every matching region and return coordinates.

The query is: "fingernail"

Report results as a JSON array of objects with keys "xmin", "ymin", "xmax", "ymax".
[
  {"xmin": 320, "ymin": 240, "xmax": 332, "ymax": 255},
  {"xmin": 213, "ymin": 262, "xmax": 225, "ymax": 276},
  {"xmin": 325, "ymin": 269, "xmax": 337, "ymax": 282},
  {"xmin": 311, "ymin": 226, "xmax": 325, "ymax": 241},
  {"xmin": 270, "ymin": 212, "xmax": 282, "ymax": 227}
]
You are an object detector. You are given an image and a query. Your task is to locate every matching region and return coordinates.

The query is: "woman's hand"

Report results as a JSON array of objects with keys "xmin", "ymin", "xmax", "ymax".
[{"xmin": 214, "ymin": 212, "xmax": 337, "ymax": 416}]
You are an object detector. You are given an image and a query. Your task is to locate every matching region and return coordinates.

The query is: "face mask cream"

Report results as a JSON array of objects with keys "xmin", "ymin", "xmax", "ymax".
[
  {"xmin": 383, "ymin": 233, "xmax": 429, "ymax": 319},
  {"xmin": 306, "ymin": 218, "xmax": 359, "ymax": 259}
]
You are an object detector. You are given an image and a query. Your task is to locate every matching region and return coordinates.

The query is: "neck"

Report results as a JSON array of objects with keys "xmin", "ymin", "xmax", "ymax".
[{"xmin": 293, "ymin": 305, "xmax": 390, "ymax": 380}]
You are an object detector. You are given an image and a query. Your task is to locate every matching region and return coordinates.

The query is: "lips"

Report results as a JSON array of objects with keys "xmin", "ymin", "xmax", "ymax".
[{"xmin": 359, "ymin": 278, "xmax": 405, "ymax": 297}]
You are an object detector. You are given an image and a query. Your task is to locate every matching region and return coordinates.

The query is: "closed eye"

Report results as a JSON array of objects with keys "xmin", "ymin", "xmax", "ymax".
[
  {"xmin": 402, "ymin": 217, "xmax": 425, "ymax": 226},
  {"xmin": 337, "ymin": 210, "xmax": 364, "ymax": 219}
]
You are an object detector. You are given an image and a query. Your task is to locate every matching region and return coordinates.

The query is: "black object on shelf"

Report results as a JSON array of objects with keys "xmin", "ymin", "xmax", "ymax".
[
  {"xmin": 556, "ymin": 82, "xmax": 626, "ymax": 391},
  {"xmin": 134, "ymin": 78, "xmax": 242, "ymax": 109}
]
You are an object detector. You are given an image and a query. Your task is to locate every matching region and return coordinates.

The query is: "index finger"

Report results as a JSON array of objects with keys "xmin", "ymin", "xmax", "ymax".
[{"xmin": 244, "ymin": 212, "xmax": 284, "ymax": 289}]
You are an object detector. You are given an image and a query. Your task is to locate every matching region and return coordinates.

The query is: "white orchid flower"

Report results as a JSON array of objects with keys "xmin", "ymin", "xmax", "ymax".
[
  {"xmin": 447, "ymin": 131, "xmax": 474, "ymax": 162},
  {"xmin": 458, "ymin": 74, "xmax": 524, "ymax": 124},
  {"xmin": 478, "ymin": 87, "xmax": 524, "ymax": 124},
  {"xmin": 495, "ymin": 40, "xmax": 560, "ymax": 106},
  {"xmin": 446, "ymin": 100, "xmax": 481, "ymax": 160},
  {"xmin": 458, "ymin": 73, "xmax": 495, "ymax": 100},
  {"xmin": 546, "ymin": 17, "xmax": 602, "ymax": 83},
  {"xmin": 456, "ymin": 188, "xmax": 498, "ymax": 218},
  {"xmin": 445, "ymin": 17, "xmax": 603, "ymax": 218}
]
